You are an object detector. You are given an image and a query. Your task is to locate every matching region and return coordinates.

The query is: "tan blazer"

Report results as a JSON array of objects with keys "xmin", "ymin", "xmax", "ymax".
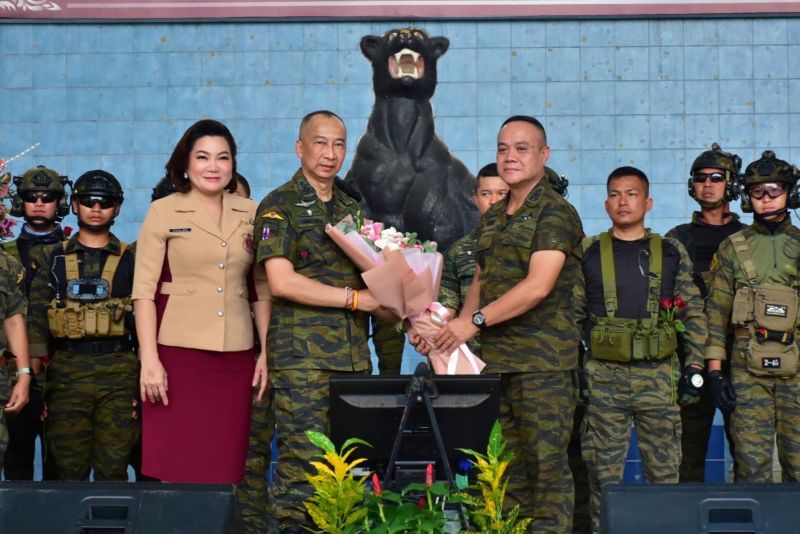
[{"xmin": 132, "ymin": 190, "xmax": 270, "ymax": 352}]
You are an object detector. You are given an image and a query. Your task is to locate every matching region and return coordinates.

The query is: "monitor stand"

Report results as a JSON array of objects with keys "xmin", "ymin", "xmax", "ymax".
[{"xmin": 382, "ymin": 361, "xmax": 468, "ymax": 529}]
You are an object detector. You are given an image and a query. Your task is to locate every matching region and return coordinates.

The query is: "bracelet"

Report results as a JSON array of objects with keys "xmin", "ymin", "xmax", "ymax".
[
  {"xmin": 352, "ymin": 290, "xmax": 359, "ymax": 312},
  {"xmin": 344, "ymin": 286, "xmax": 353, "ymax": 309},
  {"xmin": 15, "ymin": 367, "xmax": 31, "ymax": 377}
]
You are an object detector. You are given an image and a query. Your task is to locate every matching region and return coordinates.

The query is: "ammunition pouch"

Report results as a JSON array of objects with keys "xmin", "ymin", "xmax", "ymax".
[
  {"xmin": 47, "ymin": 297, "xmax": 132, "ymax": 339},
  {"xmin": 590, "ymin": 317, "xmax": 678, "ymax": 362},
  {"xmin": 745, "ymin": 335, "xmax": 799, "ymax": 377}
]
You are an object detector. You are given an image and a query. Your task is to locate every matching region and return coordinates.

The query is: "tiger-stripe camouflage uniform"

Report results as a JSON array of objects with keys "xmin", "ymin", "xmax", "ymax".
[
  {"xmin": 576, "ymin": 230, "xmax": 706, "ymax": 533},
  {"xmin": 439, "ymin": 230, "xmax": 480, "ymax": 355},
  {"xmin": 238, "ymin": 388, "xmax": 275, "ymax": 534},
  {"xmin": 0, "ymin": 251, "xmax": 27, "ymax": 472},
  {"xmin": 1, "ymin": 228, "xmax": 64, "ymax": 481},
  {"xmin": 254, "ymin": 169, "xmax": 371, "ymax": 531},
  {"xmin": 705, "ymin": 219, "xmax": 800, "ymax": 482},
  {"xmin": 476, "ymin": 180, "xmax": 583, "ymax": 532},
  {"xmin": 27, "ymin": 235, "xmax": 139, "ymax": 481}
]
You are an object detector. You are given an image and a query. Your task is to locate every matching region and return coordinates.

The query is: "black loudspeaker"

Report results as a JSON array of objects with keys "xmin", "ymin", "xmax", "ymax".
[
  {"xmin": 0, "ymin": 481, "xmax": 244, "ymax": 534},
  {"xmin": 602, "ymin": 483, "xmax": 800, "ymax": 534}
]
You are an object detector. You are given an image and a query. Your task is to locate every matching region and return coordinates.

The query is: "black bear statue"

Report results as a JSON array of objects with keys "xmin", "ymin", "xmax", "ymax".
[{"xmin": 345, "ymin": 27, "xmax": 479, "ymax": 252}]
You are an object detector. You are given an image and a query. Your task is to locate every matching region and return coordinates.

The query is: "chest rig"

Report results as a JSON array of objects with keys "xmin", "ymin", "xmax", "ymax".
[
  {"xmin": 729, "ymin": 233, "xmax": 800, "ymax": 377},
  {"xmin": 47, "ymin": 242, "xmax": 132, "ymax": 339},
  {"xmin": 590, "ymin": 233, "xmax": 678, "ymax": 362}
]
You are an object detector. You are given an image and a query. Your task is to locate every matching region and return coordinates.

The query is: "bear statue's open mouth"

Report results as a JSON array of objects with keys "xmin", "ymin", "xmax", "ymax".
[{"xmin": 388, "ymin": 48, "xmax": 425, "ymax": 80}]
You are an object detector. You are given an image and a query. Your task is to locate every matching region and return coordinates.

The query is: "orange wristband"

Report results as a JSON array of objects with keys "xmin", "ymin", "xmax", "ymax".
[{"xmin": 352, "ymin": 290, "xmax": 359, "ymax": 311}]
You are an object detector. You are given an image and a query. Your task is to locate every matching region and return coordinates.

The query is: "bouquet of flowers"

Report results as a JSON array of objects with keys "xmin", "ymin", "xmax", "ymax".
[
  {"xmin": 326, "ymin": 215, "xmax": 485, "ymax": 375},
  {"xmin": 659, "ymin": 296, "xmax": 686, "ymax": 333}
]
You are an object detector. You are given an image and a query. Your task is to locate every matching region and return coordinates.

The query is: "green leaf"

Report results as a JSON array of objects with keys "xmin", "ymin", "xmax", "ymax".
[
  {"xmin": 306, "ymin": 431, "xmax": 336, "ymax": 453},
  {"xmin": 675, "ymin": 321, "xmax": 686, "ymax": 332},
  {"xmin": 488, "ymin": 420, "xmax": 503, "ymax": 456},
  {"xmin": 340, "ymin": 437, "xmax": 372, "ymax": 453}
]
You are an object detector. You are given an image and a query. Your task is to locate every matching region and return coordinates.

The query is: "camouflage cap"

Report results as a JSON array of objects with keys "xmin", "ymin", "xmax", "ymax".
[
  {"xmin": 16, "ymin": 165, "xmax": 67, "ymax": 195},
  {"xmin": 72, "ymin": 169, "xmax": 124, "ymax": 202},
  {"xmin": 743, "ymin": 150, "xmax": 797, "ymax": 187}
]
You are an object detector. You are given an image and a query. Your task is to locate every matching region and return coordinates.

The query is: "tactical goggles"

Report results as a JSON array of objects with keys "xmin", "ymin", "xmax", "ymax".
[
  {"xmin": 748, "ymin": 182, "xmax": 786, "ymax": 200},
  {"xmin": 77, "ymin": 196, "xmax": 116, "ymax": 209},
  {"xmin": 21, "ymin": 191, "xmax": 59, "ymax": 204},
  {"xmin": 692, "ymin": 172, "xmax": 726, "ymax": 183}
]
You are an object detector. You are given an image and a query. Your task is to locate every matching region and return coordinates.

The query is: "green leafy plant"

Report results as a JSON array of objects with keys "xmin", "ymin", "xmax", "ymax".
[
  {"xmin": 366, "ymin": 464, "xmax": 454, "ymax": 534},
  {"xmin": 304, "ymin": 430, "xmax": 371, "ymax": 534},
  {"xmin": 457, "ymin": 421, "xmax": 533, "ymax": 534}
]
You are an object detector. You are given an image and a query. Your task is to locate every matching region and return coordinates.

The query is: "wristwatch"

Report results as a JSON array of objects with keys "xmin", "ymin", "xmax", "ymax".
[
  {"xmin": 471, "ymin": 310, "xmax": 487, "ymax": 329},
  {"xmin": 690, "ymin": 373, "xmax": 704, "ymax": 388}
]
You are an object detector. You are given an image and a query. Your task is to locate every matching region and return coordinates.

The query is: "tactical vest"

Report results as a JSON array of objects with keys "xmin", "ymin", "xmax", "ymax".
[
  {"xmin": 47, "ymin": 242, "xmax": 132, "ymax": 339},
  {"xmin": 729, "ymin": 233, "xmax": 800, "ymax": 377},
  {"xmin": 589, "ymin": 233, "xmax": 678, "ymax": 362}
]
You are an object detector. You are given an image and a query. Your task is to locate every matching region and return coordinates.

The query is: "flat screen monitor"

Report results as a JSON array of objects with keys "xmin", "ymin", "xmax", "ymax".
[{"xmin": 329, "ymin": 374, "xmax": 501, "ymax": 480}]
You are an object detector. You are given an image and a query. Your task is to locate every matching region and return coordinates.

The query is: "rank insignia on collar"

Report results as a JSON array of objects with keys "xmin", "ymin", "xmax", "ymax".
[
  {"xmin": 262, "ymin": 211, "xmax": 284, "ymax": 220},
  {"xmin": 295, "ymin": 199, "xmax": 316, "ymax": 208}
]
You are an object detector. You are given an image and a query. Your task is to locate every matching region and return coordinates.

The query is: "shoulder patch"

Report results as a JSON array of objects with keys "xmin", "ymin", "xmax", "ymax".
[{"xmin": 261, "ymin": 211, "xmax": 285, "ymax": 220}]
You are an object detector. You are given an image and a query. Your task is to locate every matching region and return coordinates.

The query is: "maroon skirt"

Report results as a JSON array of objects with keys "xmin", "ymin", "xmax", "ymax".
[{"xmin": 141, "ymin": 344, "xmax": 255, "ymax": 484}]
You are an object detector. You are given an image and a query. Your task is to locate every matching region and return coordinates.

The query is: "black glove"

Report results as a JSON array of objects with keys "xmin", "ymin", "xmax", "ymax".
[
  {"xmin": 677, "ymin": 365, "xmax": 704, "ymax": 406},
  {"xmin": 707, "ymin": 369, "xmax": 737, "ymax": 414}
]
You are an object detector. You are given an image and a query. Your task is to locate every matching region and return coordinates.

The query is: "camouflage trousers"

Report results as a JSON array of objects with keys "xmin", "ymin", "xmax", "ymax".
[
  {"xmin": 239, "ymin": 387, "xmax": 275, "ymax": 534},
  {"xmin": 270, "ymin": 368, "xmax": 369, "ymax": 530},
  {"xmin": 729, "ymin": 349, "xmax": 800, "ymax": 483},
  {"xmin": 0, "ymin": 364, "xmax": 10, "ymax": 472},
  {"xmin": 500, "ymin": 371, "xmax": 576, "ymax": 533},
  {"xmin": 45, "ymin": 350, "xmax": 140, "ymax": 481},
  {"xmin": 581, "ymin": 356, "xmax": 681, "ymax": 533},
  {"xmin": 371, "ymin": 318, "xmax": 404, "ymax": 374}
]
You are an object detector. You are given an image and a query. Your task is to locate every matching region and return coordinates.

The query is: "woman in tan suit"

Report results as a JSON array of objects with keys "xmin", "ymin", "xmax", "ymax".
[{"xmin": 132, "ymin": 119, "xmax": 270, "ymax": 483}]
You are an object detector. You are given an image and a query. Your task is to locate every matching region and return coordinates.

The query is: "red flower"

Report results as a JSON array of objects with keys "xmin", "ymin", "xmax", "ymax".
[
  {"xmin": 660, "ymin": 297, "xmax": 673, "ymax": 310},
  {"xmin": 371, "ymin": 473, "xmax": 382, "ymax": 496},
  {"xmin": 674, "ymin": 296, "xmax": 686, "ymax": 309},
  {"xmin": 63, "ymin": 226, "xmax": 73, "ymax": 237},
  {"xmin": 425, "ymin": 463, "xmax": 434, "ymax": 487},
  {"xmin": 418, "ymin": 497, "xmax": 427, "ymax": 509}
]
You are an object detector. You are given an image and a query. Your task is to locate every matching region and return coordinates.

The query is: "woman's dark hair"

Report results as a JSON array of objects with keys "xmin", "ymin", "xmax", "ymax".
[
  {"xmin": 166, "ymin": 119, "xmax": 238, "ymax": 194},
  {"xmin": 235, "ymin": 173, "xmax": 251, "ymax": 198}
]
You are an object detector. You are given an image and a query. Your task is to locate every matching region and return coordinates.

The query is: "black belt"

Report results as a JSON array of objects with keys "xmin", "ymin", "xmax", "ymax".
[{"xmin": 54, "ymin": 338, "xmax": 133, "ymax": 355}]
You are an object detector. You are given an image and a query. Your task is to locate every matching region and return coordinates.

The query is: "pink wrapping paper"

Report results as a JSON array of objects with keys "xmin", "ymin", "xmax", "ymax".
[{"xmin": 326, "ymin": 219, "xmax": 486, "ymax": 375}]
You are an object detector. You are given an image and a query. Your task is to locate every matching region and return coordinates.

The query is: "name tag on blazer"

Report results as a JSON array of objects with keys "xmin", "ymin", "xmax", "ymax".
[{"xmin": 169, "ymin": 228, "xmax": 192, "ymax": 233}]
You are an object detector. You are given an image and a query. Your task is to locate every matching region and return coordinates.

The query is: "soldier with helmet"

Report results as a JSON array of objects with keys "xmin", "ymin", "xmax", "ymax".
[
  {"xmin": 666, "ymin": 144, "xmax": 746, "ymax": 482},
  {"xmin": 1, "ymin": 165, "xmax": 71, "ymax": 481},
  {"xmin": 27, "ymin": 169, "xmax": 138, "ymax": 481},
  {"xmin": 705, "ymin": 150, "xmax": 800, "ymax": 482}
]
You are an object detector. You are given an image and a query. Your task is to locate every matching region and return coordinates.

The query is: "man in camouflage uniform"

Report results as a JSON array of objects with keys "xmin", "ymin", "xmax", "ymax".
[
  {"xmin": 27, "ymin": 170, "xmax": 138, "ymax": 481},
  {"xmin": 438, "ymin": 162, "xmax": 508, "ymax": 355},
  {"xmin": 705, "ymin": 150, "xmax": 800, "ymax": 483},
  {"xmin": 432, "ymin": 116, "xmax": 583, "ymax": 532},
  {"xmin": 1, "ymin": 165, "xmax": 70, "ymax": 480},
  {"xmin": 666, "ymin": 144, "xmax": 745, "ymax": 482},
  {"xmin": 252, "ymin": 110, "xmax": 394, "ymax": 533},
  {"xmin": 575, "ymin": 166, "xmax": 706, "ymax": 533},
  {"xmin": 0, "ymin": 250, "xmax": 32, "ymax": 472}
]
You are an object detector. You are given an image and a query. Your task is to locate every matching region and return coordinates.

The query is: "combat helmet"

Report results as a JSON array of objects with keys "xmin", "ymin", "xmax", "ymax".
[
  {"xmin": 688, "ymin": 143, "xmax": 742, "ymax": 207},
  {"xmin": 72, "ymin": 169, "xmax": 124, "ymax": 204},
  {"xmin": 10, "ymin": 165, "xmax": 72, "ymax": 219},
  {"xmin": 740, "ymin": 150, "xmax": 799, "ymax": 213}
]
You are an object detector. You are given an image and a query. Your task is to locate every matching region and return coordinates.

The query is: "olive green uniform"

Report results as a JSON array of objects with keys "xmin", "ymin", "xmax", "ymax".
[
  {"xmin": 253, "ymin": 170, "xmax": 371, "ymax": 530},
  {"xmin": 705, "ymin": 218, "xmax": 800, "ymax": 482},
  {"xmin": 576, "ymin": 231, "xmax": 706, "ymax": 532},
  {"xmin": 476, "ymin": 181, "xmax": 583, "ymax": 532},
  {"xmin": 27, "ymin": 235, "xmax": 139, "ymax": 481},
  {"xmin": 0, "ymin": 250, "xmax": 26, "ymax": 472},
  {"xmin": 439, "ymin": 230, "xmax": 481, "ymax": 355}
]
